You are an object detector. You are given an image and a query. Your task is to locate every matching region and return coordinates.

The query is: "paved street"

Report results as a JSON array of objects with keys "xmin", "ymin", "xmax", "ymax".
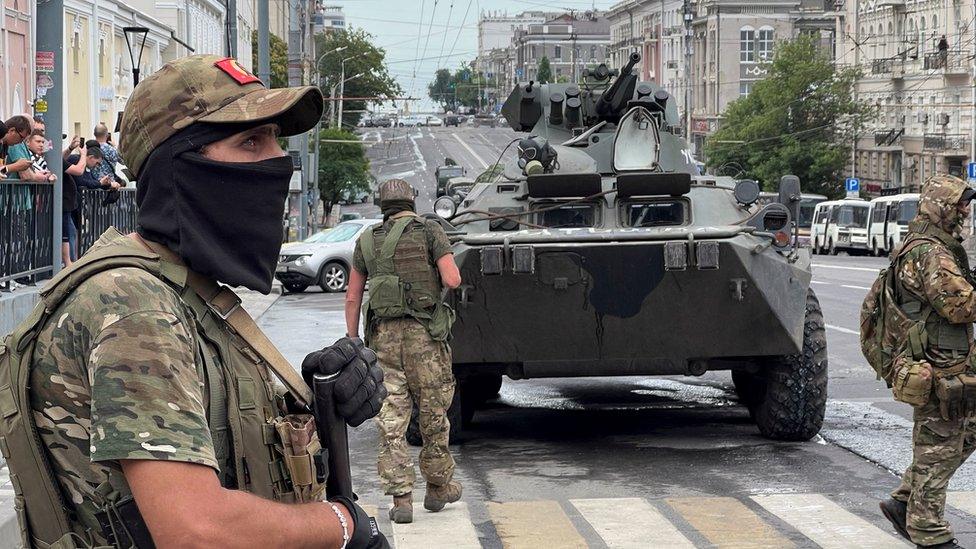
[{"xmin": 258, "ymin": 125, "xmax": 976, "ymax": 547}]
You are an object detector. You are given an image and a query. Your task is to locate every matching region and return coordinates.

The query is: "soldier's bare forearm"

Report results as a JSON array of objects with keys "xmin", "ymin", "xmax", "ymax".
[
  {"xmin": 122, "ymin": 459, "xmax": 352, "ymax": 548},
  {"xmin": 345, "ymin": 268, "xmax": 367, "ymax": 337}
]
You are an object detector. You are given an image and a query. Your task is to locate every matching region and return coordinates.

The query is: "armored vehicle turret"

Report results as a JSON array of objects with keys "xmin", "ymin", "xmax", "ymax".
[{"xmin": 426, "ymin": 53, "xmax": 826, "ymax": 443}]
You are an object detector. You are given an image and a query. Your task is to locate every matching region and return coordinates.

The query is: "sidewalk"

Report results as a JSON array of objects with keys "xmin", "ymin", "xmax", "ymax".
[{"xmin": 0, "ymin": 284, "xmax": 282, "ymax": 548}]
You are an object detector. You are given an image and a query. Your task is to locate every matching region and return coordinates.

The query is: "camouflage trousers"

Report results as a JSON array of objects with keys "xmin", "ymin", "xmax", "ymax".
[
  {"xmin": 892, "ymin": 399, "xmax": 976, "ymax": 546},
  {"xmin": 371, "ymin": 317, "xmax": 456, "ymax": 496}
]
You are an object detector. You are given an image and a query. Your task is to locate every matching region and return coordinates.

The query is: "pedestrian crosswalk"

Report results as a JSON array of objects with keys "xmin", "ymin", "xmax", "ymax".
[{"xmin": 360, "ymin": 491, "xmax": 976, "ymax": 548}]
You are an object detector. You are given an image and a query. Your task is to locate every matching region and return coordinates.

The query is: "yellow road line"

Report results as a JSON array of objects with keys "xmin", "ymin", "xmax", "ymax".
[
  {"xmin": 668, "ymin": 496, "xmax": 795, "ymax": 549},
  {"xmin": 489, "ymin": 500, "xmax": 588, "ymax": 549}
]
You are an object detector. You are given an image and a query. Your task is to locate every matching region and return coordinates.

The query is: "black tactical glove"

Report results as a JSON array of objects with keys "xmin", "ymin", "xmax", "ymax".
[
  {"xmin": 302, "ymin": 337, "xmax": 387, "ymax": 427},
  {"xmin": 331, "ymin": 495, "xmax": 391, "ymax": 549}
]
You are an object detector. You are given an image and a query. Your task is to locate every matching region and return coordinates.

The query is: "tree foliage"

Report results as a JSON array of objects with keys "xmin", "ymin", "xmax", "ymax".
[
  {"xmin": 317, "ymin": 128, "xmax": 370, "ymax": 217},
  {"xmin": 250, "ymin": 30, "xmax": 288, "ymax": 88},
  {"xmin": 703, "ymin": 35, "xmax": 875, "ymax": 198},
  {"xmin": 316, "ymin": 29, "xmax": 402, "ymax": 129},
  {"xmin": 536, "ymin": 57, "xmax": 553, "ymax": 84},
  {"xmin": 427, "ymin": 65, "xmax": 493, "ymax": 112}
]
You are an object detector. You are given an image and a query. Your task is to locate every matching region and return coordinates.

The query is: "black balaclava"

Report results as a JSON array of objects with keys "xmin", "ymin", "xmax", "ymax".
[
  {"xmin": 137, "ymin": 122, "xmax": 293, "ymax": 293},
  {"xmin": 381, "ymin": 199, "xmax": 416, "ymax": 220}
]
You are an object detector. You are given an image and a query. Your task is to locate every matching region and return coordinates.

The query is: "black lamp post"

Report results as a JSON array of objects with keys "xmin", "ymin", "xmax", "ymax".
[{"xmin": 122, "ymin": 26, "xmax": 150, "ymax": 86}]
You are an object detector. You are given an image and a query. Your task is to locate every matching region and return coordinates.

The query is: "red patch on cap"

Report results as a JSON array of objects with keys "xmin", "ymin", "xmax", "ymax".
[{"xmin": 214, "ymin": 57, "xmax": 261, "ymax": 85}]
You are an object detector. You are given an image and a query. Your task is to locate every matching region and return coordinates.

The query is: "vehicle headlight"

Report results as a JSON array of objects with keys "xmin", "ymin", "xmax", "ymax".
[
  {"xmin": 434, "ymin": 196, "xmax": 458, "ymax": 219},
  {"xmin": 296, "ymin": 255, "xmax": 310, "ymax": 266}
]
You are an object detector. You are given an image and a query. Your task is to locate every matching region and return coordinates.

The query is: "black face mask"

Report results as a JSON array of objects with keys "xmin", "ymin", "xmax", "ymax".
[{"xmin": 137, "ymin": 123, "xmax": 293, "ymax": 293}]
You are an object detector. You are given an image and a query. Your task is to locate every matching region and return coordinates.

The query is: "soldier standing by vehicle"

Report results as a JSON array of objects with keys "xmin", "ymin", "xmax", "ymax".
[
  {"xmin": 345, "ymin": 178, "xmax": 463, "ymax": 524},
  {"xmin": 0, "ymin": 55, "xmax": 389, "ymax": 548},
  {"xmin": 871, "ymin": 174, "xmax": 976, "ymax": 548}
]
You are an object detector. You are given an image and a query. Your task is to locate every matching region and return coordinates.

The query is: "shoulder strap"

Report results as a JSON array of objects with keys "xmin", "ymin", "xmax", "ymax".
[
  {"xmin": 359, "ymin": 229, "xmax": 377, "ymax": 275},
  {"xmin": 376, "ymin": 215, "xmax": 417, "ymax": 275},
  {"xmin": 136, "ymin": 237, "xmax": 315, "ymax": 408}
]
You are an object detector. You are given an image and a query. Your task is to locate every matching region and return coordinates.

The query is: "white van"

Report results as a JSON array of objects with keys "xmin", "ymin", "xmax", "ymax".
[
  {"xmin": 867, "ymin": 193, "xmax": 919, "ymax": 255},
  {"xmin": 811, "ymin": 199, "xmax": 870, "ymax": 254}
]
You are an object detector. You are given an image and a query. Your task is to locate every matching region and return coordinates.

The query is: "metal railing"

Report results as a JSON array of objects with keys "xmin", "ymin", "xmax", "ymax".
[
  {"xmin": 923, "ymin": 133, "xmax": 968, "ymax": 151},
  {"xmin": 0, "ymin": 182, "xmax": 55, "ymax": 288},
  {"xmin": 923, "ymin": 50, "xmax": 970, "ymax": 72},
  {"xmin": 76, "ymin": 188, "xmax": 138, "ymax": 253}
]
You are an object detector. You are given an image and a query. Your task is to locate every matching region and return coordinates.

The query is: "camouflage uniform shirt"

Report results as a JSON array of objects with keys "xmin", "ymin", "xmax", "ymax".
[
  {"xmin": 29, "ymin": 235, "xmax": 218, "ymax": 509},
  {"xmin": 352, "ymin": 216, "xmax": 454, "ymax": 275}
]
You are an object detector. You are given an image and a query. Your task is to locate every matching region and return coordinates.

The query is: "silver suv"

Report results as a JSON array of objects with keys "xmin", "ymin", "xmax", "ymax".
[{"xmin": 275, "ymin": 218, "xmax": 382, "ymax": 293}]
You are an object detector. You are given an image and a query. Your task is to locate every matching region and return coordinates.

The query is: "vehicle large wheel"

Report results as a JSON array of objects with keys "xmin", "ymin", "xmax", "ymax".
[
  {"xmin": 406, "ymin": 386, "xmax": 463, "ymax": 446},
  {"xmin": 462, "ymin": 374, "xmax": 503, "ymax": 403},
  {"xmin": 753, "ymin": 288, "xmax": 828, "ymax": 441},
  {"xmin": 319, "ymin": 262, "xmax": 348, "ymax": 293},
  {"xmin": 282, "ymin": 282, "xmax": 309, "ymax": 293}
]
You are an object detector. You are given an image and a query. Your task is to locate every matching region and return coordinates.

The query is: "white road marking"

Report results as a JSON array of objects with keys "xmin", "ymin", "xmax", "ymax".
[
  {"xmin": 571, "ymin": 498, "xmax": 694, "ymax": 548},
  {"xmin": 812, "ymin": 263, "xmax": 881, "ymax": 272},
  {"xmin": 841, "ymin": 284, "xmax": 872, "ymax": 291},
  {"xmin": 751, "ymin": 493, "xmax": 910, "ymax": 548},
  {"xmin": 391, "ymin": 501, "xmax": 481, "ymax": 548},
  {"xmin": 948, "ymin": 492, "xmax": 976, "ymax": 517},
  {"xmin": 810, "ymin": 280, "xmax": 829, "ymax": 285},
  {"xmin": 452, "ymin": 132, "xmax": 489, "ymax": 169},
  {"xmin": 826, "ymin": 324, "xmax": 860, "ymax": 335}
]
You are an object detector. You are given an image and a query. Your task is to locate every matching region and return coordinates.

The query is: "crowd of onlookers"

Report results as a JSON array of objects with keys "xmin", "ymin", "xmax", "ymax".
[{"xmin": 0, "ymin": 115, "xmax": 127, "ymax": 267}]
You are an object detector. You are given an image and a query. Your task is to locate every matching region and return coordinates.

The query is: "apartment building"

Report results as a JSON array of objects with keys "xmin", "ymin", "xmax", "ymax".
[{"xmin": 512, "ymin": 12, "xmax": 611, "ymax": 84}]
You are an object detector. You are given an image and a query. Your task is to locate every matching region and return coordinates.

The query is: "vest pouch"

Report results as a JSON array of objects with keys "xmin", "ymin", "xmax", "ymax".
[
  {"xmin": 892, "ymin": 355, "xmax": 933, "ymax": 407},
  {"xmin": 931, "ymin": 321, "xmax": 970, "ymax": 353},
  {"xmin": 426, "ymin": 302, "xmax": 456, "ymax": 342},
  {"xmin": 368, "ymin": 273, "xmax": 407, "ymax": 319},
  {"xmin": 960, "ymin": 374, "xmax": 976, "ymax": 418},
  {"xmin": 272, "ymin": 414, "xmax": 326, "ymax": 503},
  {"xmin": 936, "ymin": 375, "xmax": 966, "ymax": 420}
]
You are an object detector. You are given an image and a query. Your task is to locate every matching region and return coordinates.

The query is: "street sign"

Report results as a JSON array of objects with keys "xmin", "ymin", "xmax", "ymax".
[
  {"xmin": 968, "ymin": 161, "xmax": 976, "ymax": 179},
  {"xmin": 845, "ymin": 177, "xmax": 859, "ymax": 198}
]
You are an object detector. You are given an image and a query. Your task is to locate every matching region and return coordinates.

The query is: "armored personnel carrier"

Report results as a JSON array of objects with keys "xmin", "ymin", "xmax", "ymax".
[{"xmin": 423, "ymin": 53, "xmax": 827, "ymax": 442}]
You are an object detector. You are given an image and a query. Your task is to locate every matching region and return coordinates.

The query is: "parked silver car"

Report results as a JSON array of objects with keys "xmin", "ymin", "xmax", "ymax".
[{"xmin": 275, "ymin": 218, "xmax": 382, "ymax": 293}]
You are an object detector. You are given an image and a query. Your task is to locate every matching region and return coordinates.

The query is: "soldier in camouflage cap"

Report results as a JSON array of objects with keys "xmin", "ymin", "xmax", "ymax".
[
  {"xmin": 9, "ymin": 54, "xmax": 390, "ymax": 548},
  {"xmin": 880, "ymin": 174, "xmax": 976, "ymax": 548},
  {"xmin": 346, "ymin": 178, "xmax": 464, "ymax": 524}
]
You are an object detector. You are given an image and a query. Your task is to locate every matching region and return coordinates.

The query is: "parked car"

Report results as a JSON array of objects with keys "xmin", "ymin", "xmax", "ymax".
[
  {"xmin": 276, "ymin": 219, "xmax": 382, "ymax": 293},
  {"xmin": 444, "ymin": 114, "xmax": 461, "ymax": 127},
  {"xmin": 339, "ymin": 186, "xmax": 371, "ymax": 204},
  {"xmin": 397, "ymin": 115, "xmax": 427, "ymax": 127},
  {"xmin": 426, "ymin": 116, "xmax": 443, "ymax": 127},
  {"xmin": 373, "ymin": 116, "xmax": 393, "ymax": 128}
]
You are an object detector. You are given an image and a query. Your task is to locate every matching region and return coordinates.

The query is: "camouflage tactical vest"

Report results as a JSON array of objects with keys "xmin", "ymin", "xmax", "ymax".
[
  {"xmin": 359, "ymin": 214, "xmax": 454, "ymax": 342},
  {"xmin": 860, "ymin": 221, "xmax": 973, "ymax": 384},
  {"xmin": 0, "ymin": 230, "xmax": 323, "ymax": 548}
]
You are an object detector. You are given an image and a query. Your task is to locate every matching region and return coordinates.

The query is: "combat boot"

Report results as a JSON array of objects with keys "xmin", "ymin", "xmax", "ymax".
[
  {"xmin": 389, "ymin": 493, "xmax": 413, "ymax": 524},
  {"xmin": 880, "ymin": 498, "xmax": 910, "ymax": 541},
  {"xmin": 919, "ymin": 540, "xmax": 964, "ymax": 549},
  {"xmin": 424, "ymin": 480, "xmax": 462, "ymax": 512}
]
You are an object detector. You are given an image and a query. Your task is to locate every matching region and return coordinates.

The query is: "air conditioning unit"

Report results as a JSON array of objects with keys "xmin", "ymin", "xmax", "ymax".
[
  {"xmin": 917, "ymin": 112, "xmax": 929, "ymax": 124},
  {"xmin": 937, "ymin": 113, "xmax": 951, "ymax": 125}
]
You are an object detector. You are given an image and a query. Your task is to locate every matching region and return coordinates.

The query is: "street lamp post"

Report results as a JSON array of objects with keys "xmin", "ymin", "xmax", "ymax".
[
  {"xmin": 335, "ymin": 56, "xmax": 356, "ymax": 128},
  {"xmin": 122, "ymin": 26, "xmax": 150, "ymax": 86},
  {"xmin": 332, "ymin": 72, "xmax": 365, "ymax": 129}
]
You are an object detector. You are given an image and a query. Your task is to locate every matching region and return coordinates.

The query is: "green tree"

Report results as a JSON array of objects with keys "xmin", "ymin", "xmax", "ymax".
[
  {"xmin": 704, "ymin": 35, "xmax": 875, "ymax": 198},
  {"xmin": 250, "ymin": 30, "xmax": 288, "ymax": 88},
  {"xmin": 428, "ymin": 68, "xmax": 457, "ymax": 111},
  {"xmin": 317, "ymin": 128, "xmax": 370, "ymax": 220},
  {"xmin": 536, "ymin": 57, "xmax": 553, "ymax": 84},
  {"xmin": 316, "ymin": 29, "xmax": 402, "ymax": 129}
]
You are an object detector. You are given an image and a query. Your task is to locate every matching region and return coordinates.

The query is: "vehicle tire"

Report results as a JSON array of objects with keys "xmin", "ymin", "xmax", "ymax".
[
  {"xmin": 282, "ymin": 282, "xmax": 309, "ymax": 293},
  {"xmin": 319, "ymin": 262, "xmax": 348, "ymax": 293},
  {"xmin": 406, "ymin": 386, "xmax": 463, "ymax": 446},
  {"xmin": 828, "ymin": 239, "xmax": 837, "ymax": 255},
  {"xmin": 461, "ymin": 374, "xmax": 503, "ymax": 403},
  {"xmin": 753, "ymin": 288, "xmax": 828, "ymax": 441}
]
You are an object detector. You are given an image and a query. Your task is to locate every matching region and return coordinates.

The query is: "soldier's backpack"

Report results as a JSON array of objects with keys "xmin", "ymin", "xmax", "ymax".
[{"xmin": 859, "ymin": 237, "xmax": 934, "ymax": 385}]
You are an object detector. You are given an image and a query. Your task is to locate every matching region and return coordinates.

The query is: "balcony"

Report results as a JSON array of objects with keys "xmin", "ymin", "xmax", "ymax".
[
  {"xmin": 874, "ymin": 128, "xmax": 904, "ymax": 146},
  {"xmin": 923, "ymin": 50, "xmax": 970, "ymax": 75},
  {"xmin": 923, "ymin": 133, "xmax": 968, "ymax": 151},
  {"xmin": 871, "ymin": 57, "xmax": 906, "ymax": 77}
]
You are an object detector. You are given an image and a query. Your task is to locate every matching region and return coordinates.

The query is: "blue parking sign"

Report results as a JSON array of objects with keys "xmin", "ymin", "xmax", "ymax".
[
  {"xmin": 845, "ymin": 177, "xmax": 859, "ymax": 192},
  {"xmin": 968, "ymin": 162, "xmax": 976, "ymax": 179}
]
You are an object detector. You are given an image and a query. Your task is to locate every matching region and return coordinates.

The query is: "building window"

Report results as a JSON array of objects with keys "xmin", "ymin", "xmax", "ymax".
[
  {"xmin": 99, "ymin": 38, "xmax": 105, "ymax": 78},
  {"xmin": 590, "ymin": 45, "xmax": 597, "ymax": 60},
  {"xmin": 758, "ymin": 28, "xmax": 774, "ymax": 61},
  {"xmin": 739, "ymin": 82, "xmax": 753, "ymax": 97},
  {"xmin": 72, "ymin": 31, "xmax": 80, "ymax": 73},
  {"xmin": 555, "ymin": 45, "xmax": 561, "ymax": 60},
  {"xmin": 531, "ymin": 45, "xmax": 537, "ymax": 60},
  {"xmin": 740, "ymin": 27, "xmax": 755, "ymax": 62}
]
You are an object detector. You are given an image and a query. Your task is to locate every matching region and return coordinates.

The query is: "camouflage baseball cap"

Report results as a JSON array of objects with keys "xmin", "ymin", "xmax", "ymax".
[
  {"xmin": 119, "ymin": 54, "xmax": 323, "ymax": 177},
  {"xmin": 379, "ymin": 179, "xmax": 416, "ymax": 202}
]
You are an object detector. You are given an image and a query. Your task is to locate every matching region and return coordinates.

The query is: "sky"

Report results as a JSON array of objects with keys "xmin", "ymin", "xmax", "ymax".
[{"xmin": 333, "ymin": 0, "xmax": 619, "ymax": 112}]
